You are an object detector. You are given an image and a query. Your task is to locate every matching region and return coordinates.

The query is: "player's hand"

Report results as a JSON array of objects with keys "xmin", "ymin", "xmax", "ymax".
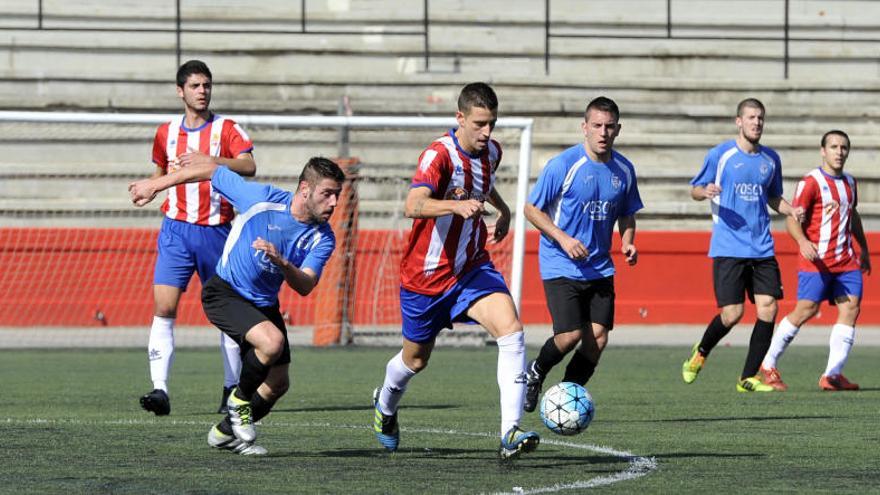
[
  {"xmin": 452, "ymin": 199, "xmax": 485, "ymax": 220},
  {"xmin": 703, "ymin": 183, "xmax": 722, "ymax": 199},
  {"xmin": 488, "ymin": 211, "xmax": 510, "ymax": 243},
  {"xmin": 798, "ymin": 239, "xmax": 818, "ymax": 261},
  {"xmin": 177, "ymin": 150, "xmax": 215, "ymax": 168},
  {"xmin": 860, "ymin": 252, "xmax": 872, "ymax": 275},
  {"xmin": 128, "ymin": 179, "xmax": 158, "ymax": 207},
  {"xmin": 622, "ymin": 244, "xmax": 638, "ymax": 266},
  {"xmin": 252, "ymin": 237, "xmax": 285, "ymax": 266},
  {"xmin": 790, "ymin": 205, "xmax": 806, "ymax": 223},
  {"xmin": 559, "ymin": 235, "xmax": 588, "ymax": 261}
]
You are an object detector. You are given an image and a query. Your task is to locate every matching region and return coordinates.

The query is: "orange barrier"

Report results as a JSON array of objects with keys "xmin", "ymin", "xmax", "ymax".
[{"xmin": 1, "ymin": 228, "xmax": 877, "ymax": 328}]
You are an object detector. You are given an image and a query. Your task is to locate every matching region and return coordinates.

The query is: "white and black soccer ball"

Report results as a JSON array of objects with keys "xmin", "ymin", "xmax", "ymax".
[{"xmin": 539, "ymin": 382, "xmax": 595, "ymax": 436}]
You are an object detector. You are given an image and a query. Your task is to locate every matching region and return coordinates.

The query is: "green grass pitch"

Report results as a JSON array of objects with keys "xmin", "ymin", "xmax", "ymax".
[{"xmin": 1, "ymin": 344, "xmax": 878, "ymax": 494}]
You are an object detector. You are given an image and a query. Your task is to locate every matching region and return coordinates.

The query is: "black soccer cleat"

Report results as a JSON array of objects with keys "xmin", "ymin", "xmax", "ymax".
[
  {"xmin": 140, "ymin": 389, "xmax": 171, "ymax": 416},
  {"xmin": 217, "ymin": 385, "xmax": 236, "ymax": 414},
  {"xmin": 523, "ymin": 360, "xmax": 544, "ymax": 413}
]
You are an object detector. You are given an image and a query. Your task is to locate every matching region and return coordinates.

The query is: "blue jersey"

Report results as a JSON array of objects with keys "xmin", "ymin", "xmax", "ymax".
[
  {"xmin": 528, "ymin": 144, "xmax": 643, "ymax": 281},
  {"xmin": 690, "ymin": 140, "xmax": 783, "ymax": 258},
  {"xmin": 211, "ymin": 166, "xmax": 336, "ymax": 307}
]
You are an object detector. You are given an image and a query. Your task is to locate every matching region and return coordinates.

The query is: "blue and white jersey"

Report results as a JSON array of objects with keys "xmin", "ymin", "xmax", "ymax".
[
  {"xmin": 211, "ymin": 166, "xmax": 336, "ymax": 307},
  {"xmin": 690, "ymin": 139, "xmax": 783, "ymax": 258},
  {"xmin": 528, "ymin": 144, "xmax": 643, "ymax": 281}
]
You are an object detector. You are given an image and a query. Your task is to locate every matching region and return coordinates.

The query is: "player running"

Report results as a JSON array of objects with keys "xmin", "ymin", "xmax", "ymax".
[
  {"xmin": 371, "ymin": 82, "xmax": 539, "ymax": 460},
  {"xmin": 138, "ymin": 60, "xmax": 254, "ymax": 416},
  {"xmin": 682, "ymin": 98, "xmax": 804, "ymax": 392},
  {"xmin": 761, "ymin": 130, "xmax": 870, "ymax": 391},
  {"xmin": 130, "ymin": 156, "xmax": 344, "ymax": 455}
]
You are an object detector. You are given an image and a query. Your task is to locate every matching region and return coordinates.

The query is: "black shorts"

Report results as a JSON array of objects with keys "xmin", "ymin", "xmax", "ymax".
[
  {"xmin": 543, "ymin": 276, "xmax": 615, "ymax": 332},
  {"xmin": 201, "ymin": 275, "xmax": 291, "ymax": 365},
  {"xmin": 713, "ymin": 256, "xmax": 783, "ymax": 307}
]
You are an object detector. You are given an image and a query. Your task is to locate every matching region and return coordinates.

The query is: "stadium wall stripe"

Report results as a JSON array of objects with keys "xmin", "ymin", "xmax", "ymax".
[{"xmin": 2, "ymin": 228, "xmax": 878, "ymax": 326}]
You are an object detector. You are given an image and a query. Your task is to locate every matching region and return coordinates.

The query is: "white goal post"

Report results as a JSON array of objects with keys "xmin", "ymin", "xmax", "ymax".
[{"xmin": 0, "ymin": 111, "xmax": 534, "ymax": 336}]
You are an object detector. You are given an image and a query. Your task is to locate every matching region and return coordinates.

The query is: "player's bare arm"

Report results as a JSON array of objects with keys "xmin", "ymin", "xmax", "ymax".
[
  {"xmin": 523, "ymin": 203, "xmax": 588, "ymax": 260},
  {"xmin": 691, "ymin": 183, "xmax": 721, "ymax": 201},
  {"xmin": 769, "ymin": 196, "xmax": 805, "ymax": 222},
  {"xmin": 177, "ymin": 151, "xmax": 256, "ymax": 177},
  {"xmin": 404, "ymin": 186, "xmax": 483, "ymax": 220},
  {"xmin": 486, "ymin": 188, "xmax": 511, "ymax": 242},
  {"xmin": 251, "ymin": 237, "xmax": 319, "ymax": 295},
  {"xmin": 618, "ymin": 215, "xmax": 638, "ymax": 266},
  {"xmin": 785, "ymin": 214, "xmax": 818, "ymax": 261},
  {"xmin": 129, "ymin": 162, "xmax": 220, "ymax": 206},
  {"xmin": 851, "ymin": 209, "xmax": 871, "ymax": 275}
]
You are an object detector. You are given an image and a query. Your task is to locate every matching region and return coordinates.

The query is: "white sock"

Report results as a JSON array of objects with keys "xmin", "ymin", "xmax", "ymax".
[
  {"xmin": 824, "ymin": 324, "xmax": 855, "ymax": 376},
  {"xmin": 762, "ymin": 317, "xmax": 800, "ymax": 369},
  {"xmin": 496, "ymin": 331, "xmax": 526, "ymax": 438},
  {"xmin": 148, "ymin": 316, "xmax": 175, "ymax": 392},
  {"xmin": 378, "ymin": 350, "xmax": 416, "ymax": 416},
  {"xmin": 220, "ymin": 333, "xmax": 242, "ymax": 388}
]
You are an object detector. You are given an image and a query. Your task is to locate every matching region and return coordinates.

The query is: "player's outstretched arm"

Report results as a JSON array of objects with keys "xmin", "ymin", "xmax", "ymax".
[
  {"xmin": 851, "ymin": 209, "xmax": 871, "ymax": 275},
  {"xmin": 129, "ymin": 163, "xmax": 220, "ymax": 206},
  {"xmin": 523, "ymin": 203, "xmax": 587, "ymax": 260},
  {"xmin": 769, "ymin": 196, "xmax": 805, "ymax": 222},
  {"xmin": 404, "ymin": 186, "xmax": 483, "ymax": 220},
  {"xmin": 178, "ymin": 150, "xmax": 256, "ymax": 177},
  {"xmin": 252, "ymin": 237, "xmax": 319, "ymax": 295},
  {"xmin": 618, "ymin": 215, "xmax": 638, "ymax": 266}
]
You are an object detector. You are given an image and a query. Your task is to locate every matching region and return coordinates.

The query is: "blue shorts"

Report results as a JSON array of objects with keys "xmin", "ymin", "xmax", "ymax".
[
  {"xmin": 400, "ymin": 263, "xmax": 510, "ymax": 343},
  {"xmin": 797, "ymin": 270, "xmax": 863, "ymax": 303},
  {"xmin": 153, "ymin": 217, "xmax": 231, "ymax": 290}
]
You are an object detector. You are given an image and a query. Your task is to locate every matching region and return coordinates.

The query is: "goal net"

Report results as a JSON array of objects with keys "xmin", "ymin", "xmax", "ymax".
[{"xmin": 0, "ymin": 112, "xmax": 534, "ymax": 347}]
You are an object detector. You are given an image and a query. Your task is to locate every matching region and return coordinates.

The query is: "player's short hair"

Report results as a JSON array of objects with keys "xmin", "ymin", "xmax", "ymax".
[
  {"xmin": 298, "ymin": 157, "xmax": 346, "ymax": 190},
  {"xmin": 457, "ymin": 83, "xmax": 498, "ymax": 114},
  {"xmin": 736, "ymin": 98, "xmax": 765, "ymax": 117},
  {"xmin": 176, "ymin": 60, "xmax": 212, "ymax": 87},
  {"xmin": 584, "ymin": 96, "xmax": 620, "ymax": 121},
  {"xmin": 821, "ymin": 129, "xmax": 850, "ymax": 148}
]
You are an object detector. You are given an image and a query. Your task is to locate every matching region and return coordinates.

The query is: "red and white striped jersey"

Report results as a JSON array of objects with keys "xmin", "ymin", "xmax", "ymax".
[
  {"xmin": 400, "ymin": 130, "xmax": 503, "ymax": 295},
  {"xmin": 151, "ymin": 114, "xmax": 254, "ymax": 225},
  {"xmin": 792, "ymin": 168, "xmax": 860, "ymax": 273}
]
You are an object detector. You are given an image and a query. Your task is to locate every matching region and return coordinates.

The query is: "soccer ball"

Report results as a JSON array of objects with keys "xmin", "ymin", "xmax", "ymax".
[{"xmin": 539, "ymin": 382, "xmax": 595, "ymax": 436}]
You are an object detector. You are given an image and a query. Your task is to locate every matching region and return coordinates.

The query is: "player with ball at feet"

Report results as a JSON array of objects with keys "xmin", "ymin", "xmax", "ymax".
[{"xmin": 522, "ymin": 96, "xmax": 643, "ymax": 414}]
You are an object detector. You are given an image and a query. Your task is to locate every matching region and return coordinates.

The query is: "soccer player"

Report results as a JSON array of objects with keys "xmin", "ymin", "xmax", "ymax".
[
  {"xmin": 130, "ymin": 156, "xmax": 345, "ymax": 455},
  {"xmin": 682, "ymin": 98, "xmax": 804, "ymax": 392},
  {"xmin": 761, "ymin": 130, "xmax": 871, "ymax": 391},
  {"xmin": 521, "ymin": 96, "xmax": 642, "ymax": 413},
  {"xmin": 371, "ymin": 82, "xmax": 540, "ymax": 460},
  {"xmin": 138, "ymin": 60, "xmax": 255, "ymax": 416}
]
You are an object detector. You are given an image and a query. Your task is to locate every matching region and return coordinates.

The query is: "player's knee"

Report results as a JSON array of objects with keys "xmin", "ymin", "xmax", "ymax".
[
  {"xmin": 153, "ymin": 303, "xmax": 177, "ymax": 318},
  {"xmin": 721, "ymin": 306, "xmax": 744, "ymax": 326},
  {"xmin": 259, "ymin": 333, "xmax": 286, "ymax": 361},
  {"xmin": 406, "ymin": 355, "xmax": 430, "ymax": 373}
]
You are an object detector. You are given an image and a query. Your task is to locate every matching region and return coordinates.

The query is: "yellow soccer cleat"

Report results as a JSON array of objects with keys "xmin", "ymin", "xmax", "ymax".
[
  {"xmin": 681, "ymin": 343, "xmax": 706, "ymax": 384},
  {"xmin": 736, "ymin": 376, "xmax": 776, "ymax": 392}
]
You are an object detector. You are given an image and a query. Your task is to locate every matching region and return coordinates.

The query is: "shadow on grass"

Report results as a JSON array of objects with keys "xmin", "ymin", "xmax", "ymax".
[
  {"xmin": 274, "ymin": 403, "xmax": 460, "ymax": 414},
  {"xmin": 652, "ymin": 451, "xmax": 764, "ymax": 460},
  {"xmin": 605, "ymin": 414, "xmax": 834, "ymax": 423}
]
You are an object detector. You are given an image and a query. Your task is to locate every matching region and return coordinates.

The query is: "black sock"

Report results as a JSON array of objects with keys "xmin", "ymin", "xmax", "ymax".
[
  {"xmin": 251, "ymin": 392, "xmax": 277, "ymax": 422},
  {"xmin": 698, "ymin": 314, "xmax": 733, "ymax": 356},
  {"xmin": 534, "ymin": 337, "xmax": 567, "ymax": 376},
  {"xmin": 742, "ymin": 319, "xmax": 774, "ymax": 379},
  {"xmin": 562, "ymin": 350, "xmax": 597, "ymax": 386},
  {"xmin": 218, "ymin": 417, "xmax": 233, "ymax": 436},
  {"xmin": 237, "ymin": 349, "xmax": 271, "ymax": 400}
]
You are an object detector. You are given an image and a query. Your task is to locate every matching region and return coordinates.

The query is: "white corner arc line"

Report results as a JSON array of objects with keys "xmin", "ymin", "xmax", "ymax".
[{"xmin": 7, "ymin": 418, "xmax": 657, "ymax": 493}]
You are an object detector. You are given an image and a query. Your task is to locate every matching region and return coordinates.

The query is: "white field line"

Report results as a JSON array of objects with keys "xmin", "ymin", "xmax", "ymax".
[{"xmin": 5, "ymin": 418, "xmax": 657, "ymax": 493}]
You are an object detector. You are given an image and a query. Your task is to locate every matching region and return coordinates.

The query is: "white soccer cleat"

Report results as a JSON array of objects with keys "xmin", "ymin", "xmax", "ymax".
[
  {"xmin": 226, "ymin": 389, "xmax": 257, "ymax": 442},
  {"xmin": 208, "ymin": 425, "xmax": 267, "ymax": 456}
]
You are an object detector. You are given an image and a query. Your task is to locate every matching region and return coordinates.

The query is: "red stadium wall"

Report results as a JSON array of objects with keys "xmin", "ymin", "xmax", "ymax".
[{"xmin": 1, "ymin": 228, "xmax": 877, "ymax": 327}]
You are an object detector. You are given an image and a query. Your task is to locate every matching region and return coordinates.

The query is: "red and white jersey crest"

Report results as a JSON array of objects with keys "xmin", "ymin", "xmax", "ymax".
[
  {"xmin": 400, "ymin": 131, "xmax": 502, "ymax": 295},
  {"xmin": 151, "ymin": 114, "xmax": 254, "ymax": 225},
  {"xmin": 793, "ymin": 168, "xmax": 859, "ymax": 273}
]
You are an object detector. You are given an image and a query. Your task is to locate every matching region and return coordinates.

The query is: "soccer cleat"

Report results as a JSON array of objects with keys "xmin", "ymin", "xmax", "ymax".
[
  {"xmin": 819, "ymin": 374, "xmax": 860, "ymax": 391},
  {"xmin": 139, "ymin": 389, "xmax": 171, "ymax": 416},
  {"xmin": 759, "ymin": 366, "xmax": 788, "ymax": 391},
  {"xmin": 499, "ymin": 426, "xmax": 540, "ymax": 460},
  {"xmin": 372, "ymin": 387, "xmax": 399, "ymax": 452},
  {"xmin": 207, "ymin": 425, "xmax": 267, "ymax": 456},
  {"xmin": 736, "ymin": 376, "xmax": 776, "ymax": 392},
  {"xmin": 217, "ymin": 385, "xmax": 236, "ymax": 414},
  {"xmin": 226, "ymin": 388, "xmax": 256, "ymax": 442},
  {"xmin": 681, "ymin": 343, "xmax": 706, "ymax": 384},
  {"xmin": 523, "ymin": 360, "xmax": 544, "ymax": 413}
]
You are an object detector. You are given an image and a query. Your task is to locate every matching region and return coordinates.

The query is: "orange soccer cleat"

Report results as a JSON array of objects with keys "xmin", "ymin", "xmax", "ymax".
[
  {"xmin": 759, "ymin": 366, "xmax": 788, "ymax": 391},
  {"xmin": 819, "ymin": 374, "xmax": 860, "ymax": 391}
]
